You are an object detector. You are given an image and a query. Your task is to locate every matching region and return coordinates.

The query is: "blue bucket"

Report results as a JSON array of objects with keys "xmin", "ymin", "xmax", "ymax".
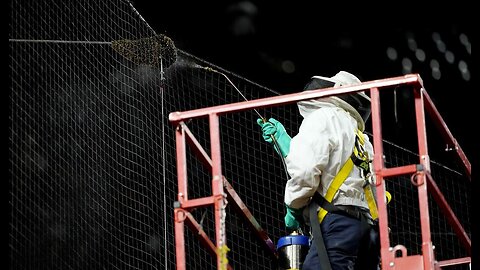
[{"xmin": 276, "ymin": 233, "xmax": 310, "ymax": 270}]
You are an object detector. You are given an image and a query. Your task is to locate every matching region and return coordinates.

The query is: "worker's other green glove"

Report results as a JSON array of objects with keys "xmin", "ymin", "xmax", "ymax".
[
  {"xmin": 256, "ymin": 118, "xmax": 291, "ymax": 158},
  {"xmin": 284, "ymin": 205, "xmax": 304, "ymax": 231}
]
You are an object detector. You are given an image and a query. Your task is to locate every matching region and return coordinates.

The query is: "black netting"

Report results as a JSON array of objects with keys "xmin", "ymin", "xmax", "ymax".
[{"xmin": 10, "ymin": 1, "xmax": 471, "ymax": 269}]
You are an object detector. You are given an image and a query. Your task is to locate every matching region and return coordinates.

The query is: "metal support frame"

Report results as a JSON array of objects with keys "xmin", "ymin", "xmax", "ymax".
[
  {"xmin": 170, "ymin": 74, "xmax": 471, "ymax": 269},
  {"xmin": 173, "ymin": 120, "xmax": 276, "ymax": 270}
]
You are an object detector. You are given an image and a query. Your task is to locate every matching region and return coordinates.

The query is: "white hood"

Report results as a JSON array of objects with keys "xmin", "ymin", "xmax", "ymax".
[{"xmin": 297, "ymin": 71, "xmax": 368, "ymax": 131}]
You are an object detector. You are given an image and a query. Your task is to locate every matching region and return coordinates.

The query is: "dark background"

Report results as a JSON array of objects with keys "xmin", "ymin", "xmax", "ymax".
[
  {"xmin": 6, "ymin": 1, "xmax": 475, "ymax": 269},
  {"xmin": 131, "ymin": 1, "xmax": 475, "ymax": 167},
  {"xmin": 129, "ymin": 3, "xmax": 476, "ymax": 262}
]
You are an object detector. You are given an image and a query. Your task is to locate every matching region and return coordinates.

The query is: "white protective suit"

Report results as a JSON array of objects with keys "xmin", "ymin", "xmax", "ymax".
[{"xmin": 284, "ymin": 71, "xmax": 374, "ymax": 212}]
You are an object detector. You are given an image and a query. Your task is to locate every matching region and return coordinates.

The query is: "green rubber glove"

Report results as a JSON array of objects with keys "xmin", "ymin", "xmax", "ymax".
[
  {"xmin": 256, "ymin": 118, "xmax": 291, "ymax": 158},
  {"xmin": 284, "ymin": 205, "xmax": 304, "ymax": 230}
]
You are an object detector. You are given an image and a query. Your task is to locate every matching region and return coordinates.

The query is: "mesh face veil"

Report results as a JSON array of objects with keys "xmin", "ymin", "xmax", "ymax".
[{"xmin": 303, "ymin": 71, "xmax": 371, "ymax": 123}]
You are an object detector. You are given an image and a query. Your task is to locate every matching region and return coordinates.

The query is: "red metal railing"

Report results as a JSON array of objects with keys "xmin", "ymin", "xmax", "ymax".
[{"xmin": 169, "ymin": 74, "xmax": 471, "ymax": 270}]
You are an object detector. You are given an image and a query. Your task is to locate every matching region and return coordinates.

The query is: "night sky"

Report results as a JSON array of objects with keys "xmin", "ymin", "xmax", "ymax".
[{"xmin": 131, "ymin": 1, "xmax": 475, "ymax": 171}]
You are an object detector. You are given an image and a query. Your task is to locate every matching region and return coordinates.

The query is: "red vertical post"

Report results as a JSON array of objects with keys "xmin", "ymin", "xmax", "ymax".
[
  {"xmin": 369, "ymin": 87, "xmax": 394, "ymax": 268},
  {"xmin": 175, "ymin": 124, "xmax": 188, "ymax": 270},
  {"xmin": 209, "ymin": 113, "xmax": 227, "ymax": 270},
  {"xmin": 414, "ymin": 88, "xmax": 435, "ymax": 270}
]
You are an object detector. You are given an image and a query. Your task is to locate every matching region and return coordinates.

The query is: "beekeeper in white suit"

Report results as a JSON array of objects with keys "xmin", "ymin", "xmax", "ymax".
[{"xmin": 257, "ymin": 71, "xmax": 381, "ymax": 270}]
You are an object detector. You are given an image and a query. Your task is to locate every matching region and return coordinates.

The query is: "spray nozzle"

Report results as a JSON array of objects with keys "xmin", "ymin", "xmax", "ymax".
[
  {"xmin": 203, "ymin": 66, "xmax": 216, "ymax": 72},
  {"xmin": 291, "ymin": 228, "xmax": 303, "ymax": 235}
]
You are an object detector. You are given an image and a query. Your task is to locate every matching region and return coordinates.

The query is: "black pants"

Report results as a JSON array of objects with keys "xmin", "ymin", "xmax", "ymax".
[{"xmin": 302, "ymin": 212, "xmax": 380, "ymax": 270}]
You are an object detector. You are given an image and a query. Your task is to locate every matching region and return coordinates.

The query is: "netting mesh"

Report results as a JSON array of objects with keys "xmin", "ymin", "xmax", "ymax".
[
  {"xmin": 10, "ymin": 1, "xmax": 471, "ymax": 269},
  {"xmin": 10, "ymin": 0, "xmax": 169, "ymax": 269}
]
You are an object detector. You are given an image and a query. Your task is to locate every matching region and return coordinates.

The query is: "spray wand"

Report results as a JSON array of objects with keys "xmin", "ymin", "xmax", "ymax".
[
  {"xmin": 202, "ymin": 67, "xmax": 305, "ymax": 236},
  {"xmin": 200, "ymin": 66, "xmax": 290, "ymax": 179}
]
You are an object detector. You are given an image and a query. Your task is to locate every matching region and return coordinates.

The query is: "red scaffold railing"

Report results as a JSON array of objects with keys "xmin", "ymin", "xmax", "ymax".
[{"xmin": 169, "ymin": 74, "xmax": 471, "ymax": 270}]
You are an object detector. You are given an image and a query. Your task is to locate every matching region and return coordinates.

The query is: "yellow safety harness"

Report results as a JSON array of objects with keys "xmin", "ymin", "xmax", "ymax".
[
  {"xmin": 307, "ymin": 128, "xmax": 392, "ymax": 270},
  {"xmin": 317, "ymin": 129, "xmax": 390, "ymax": 223}
]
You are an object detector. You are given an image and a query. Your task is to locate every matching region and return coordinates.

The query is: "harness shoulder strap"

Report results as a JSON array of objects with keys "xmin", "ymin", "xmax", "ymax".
[{"xmin": 317, "ymin": 158, "xmax": 354, "ymax": 223}]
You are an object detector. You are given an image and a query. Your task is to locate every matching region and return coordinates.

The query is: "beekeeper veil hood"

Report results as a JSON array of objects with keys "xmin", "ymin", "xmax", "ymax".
[{"xmin": 298, "ymin": 71, "xmax": 371, "ymax": 131}]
